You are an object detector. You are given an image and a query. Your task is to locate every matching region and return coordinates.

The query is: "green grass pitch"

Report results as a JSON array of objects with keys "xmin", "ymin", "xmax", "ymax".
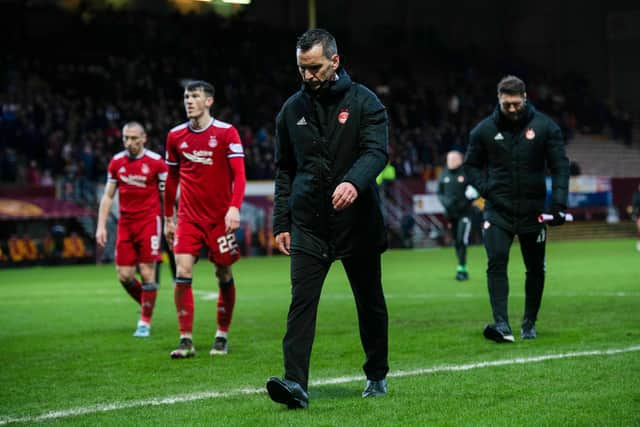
[{"xmin": 0, "ymin": 239, "xmax": 638, "ymax": 426}]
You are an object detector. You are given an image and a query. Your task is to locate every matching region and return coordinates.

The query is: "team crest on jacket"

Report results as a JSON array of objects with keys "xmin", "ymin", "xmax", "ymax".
[
  {"xmin": 141, "ymin": 163, "xmax": 150, "ymax": 174},
  {"xmin": 338, "ymin": 109, "xmax": 350, "ymax": 124},
  {"xmin": 526, "ymin": 128, "xmax": 536, "ymax": 140},
  {"xmin": 457, "ymin": 175, "xmax": 465, "ymax": 183},
  {"xmin": 209, "ymin": 135, "xmax": 218, "ymax": 148}
]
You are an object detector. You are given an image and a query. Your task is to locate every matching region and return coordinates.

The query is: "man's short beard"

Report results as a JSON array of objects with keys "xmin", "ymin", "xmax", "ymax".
[{"xmin": 306, "ymin": 81, "xmax": 322, "ymax": 90}]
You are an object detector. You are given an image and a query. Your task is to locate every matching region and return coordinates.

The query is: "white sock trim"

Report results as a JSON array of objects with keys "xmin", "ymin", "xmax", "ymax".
[{"xmin": 215, "ymin": 330, "xmax": 228, "ymax": 339}]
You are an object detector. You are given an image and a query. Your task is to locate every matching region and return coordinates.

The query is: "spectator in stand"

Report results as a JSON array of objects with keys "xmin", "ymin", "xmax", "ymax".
[{"xmin": 26, "ymin": 160, "xmax": 41, "ymax": 185}]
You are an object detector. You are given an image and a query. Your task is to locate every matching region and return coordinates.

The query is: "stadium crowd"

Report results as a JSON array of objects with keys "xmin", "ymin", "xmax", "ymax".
[{"xmin": 0, "ymin": 4, "xmax": 624, "ymax": 204}]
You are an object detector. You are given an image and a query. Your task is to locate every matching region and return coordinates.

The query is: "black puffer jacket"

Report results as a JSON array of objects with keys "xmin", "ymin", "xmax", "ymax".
[
  {"xmin": 437, "ymin": 167, "xmax": 474, "ymax": 220},
  {"xmin": 273, "ymin": 68, "xmax": 389, "ymax": 259},
  {"xmin": 464, "ymin": 103, "xmax": 569, "ymax": 233}
]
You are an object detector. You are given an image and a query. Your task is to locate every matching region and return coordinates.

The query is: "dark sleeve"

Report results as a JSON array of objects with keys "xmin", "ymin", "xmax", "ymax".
[
  {"xmin": 342, "ymin": 88, "xmax": 389, "ymax": 191},
  {"xmin": 545, "ymin": 120, "xmax": 570, "ymax": 211},
  {"xmin": 273, "ymin": 108, "xmax": 295, "ymax": 236},
  {"xmin": 463, "ymin": 127, "xmax": 489, "ymax": 196},
  {"xmin": 436, "ymin": 177, "xmax": 451, "ymax": 211}
]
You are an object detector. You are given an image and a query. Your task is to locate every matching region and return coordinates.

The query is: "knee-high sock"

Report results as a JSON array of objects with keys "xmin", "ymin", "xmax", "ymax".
[
  {"xmin": 121, "ymin": 278, "xmax": 142, "ymax": 305},
  {"xmin": 140, "ymin": 282, "xmax": 158, "ymax": 324},
  {"xmin": 216, "ymin": 279, "xmax": 236, "ymax": 333},
  {"xmin": 174, "ymin": 277, "xmax": 194, "ymax": 336}
]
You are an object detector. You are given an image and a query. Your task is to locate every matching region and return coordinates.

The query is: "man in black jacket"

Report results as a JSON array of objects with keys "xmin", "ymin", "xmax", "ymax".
[
  {"xmin": 437, "ymin": 150, "xmax": 478, "ymax": 281},
  {"xmin": 266, "ymin": 29, "xmax": 389, "ymax": 408},
  {"xmin": 464, "ymin": 75, "xmax": 569, "ymax": 343}
]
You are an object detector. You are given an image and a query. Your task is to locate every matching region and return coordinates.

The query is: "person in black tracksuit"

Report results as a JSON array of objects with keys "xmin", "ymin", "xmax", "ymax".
[
  {"xmin": 464, "ymin": 75, "xmax": 569, "ymax": 343},
  {"xmin": 266, "ymin": 29, "xmax": 389, "ymax": 409},
  {"xmin": 437, "ymin": 150, "xmax": 478, "ymax": 281}
]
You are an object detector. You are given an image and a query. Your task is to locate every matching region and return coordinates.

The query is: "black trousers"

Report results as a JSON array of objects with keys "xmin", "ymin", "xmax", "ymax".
[
  {"xmin": 482, "ymin": 223, "xmax": 547, "ymax": 325},
  {"xmin": 450, "ymin": 215, "xmax": 472, "ymax": 266},
  {"xmin": 282, "ymin": 251, "xmax": 389, "ymax": 391}
]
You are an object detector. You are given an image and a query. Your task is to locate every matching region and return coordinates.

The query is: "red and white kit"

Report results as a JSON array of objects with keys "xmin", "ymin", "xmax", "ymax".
[
  {"xmin": 107, "ymin": 149, "xmax": 168, "ymax": 265},
  {"xmin": 165, "ymin": 118, "xmax": 246, "ymax": 265}
]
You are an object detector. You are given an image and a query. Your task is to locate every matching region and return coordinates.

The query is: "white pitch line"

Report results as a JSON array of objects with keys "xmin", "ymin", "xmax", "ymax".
[
  {"xmin": 1, "ymin": 345, "xmax": 639, "ymax": 425},
  {"xmin": 193, "ymin": 290, "xmax": 218, "ymax": 301}
]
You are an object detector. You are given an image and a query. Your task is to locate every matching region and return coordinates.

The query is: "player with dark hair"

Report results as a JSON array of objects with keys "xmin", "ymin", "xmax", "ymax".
[
  {"xmin": 464, "ymin": 75, "xmax": 570, "ymax": 342},
  {"xmin": 96, "ymin": 121, "xmax": 168, "ymax": 337},
  {"xmin": 164, "ymin": 80, "xmax": 246, "ymax": 359},
  {"xmin": 266, "ymin": 28, "xmax": 390, "ymax": 408}
]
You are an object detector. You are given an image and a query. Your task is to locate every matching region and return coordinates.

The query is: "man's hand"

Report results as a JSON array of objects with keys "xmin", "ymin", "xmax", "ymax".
[
  {"xmin": 225, "ymin": 206, "xmax": 241, "ymax": 234},
  {"xmin": 95, "ymin": 227, "xmax": 107, "ymax": 248},
  {"xmin": 465, "ymin": 185, "xmax": 479, "ymax": 200},
  {"xmin": 164, "ymin": 217, "xmax": 176, "ymax": 249},
  {"xmin": 332, "ymin": 182, "xmax": 358, "ymax": 211},
  {"xmin": 275, "ymin": 232, "xmax": 291, "ymax": 256}
]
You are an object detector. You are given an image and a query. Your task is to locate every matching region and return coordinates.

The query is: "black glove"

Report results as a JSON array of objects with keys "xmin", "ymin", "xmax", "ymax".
[{"xmin": 548, "ymin": 208, "xmax": 567, "ymax": 226}]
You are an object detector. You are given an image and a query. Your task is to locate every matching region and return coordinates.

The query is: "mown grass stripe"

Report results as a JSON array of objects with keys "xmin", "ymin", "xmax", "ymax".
[{"xmin": 2, "ymin": 345, "xmax": 638, "ymax": 425}]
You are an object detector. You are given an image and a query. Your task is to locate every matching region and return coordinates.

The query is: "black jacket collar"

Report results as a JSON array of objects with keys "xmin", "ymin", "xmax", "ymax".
[{"xmin": 301, "ymin": 67, "xmax": 352, "ymax": 100}]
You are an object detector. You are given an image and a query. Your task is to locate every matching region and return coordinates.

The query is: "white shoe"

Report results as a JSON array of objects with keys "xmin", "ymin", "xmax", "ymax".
[
  {"xmin": 209, "ymin": 336, "xmax": 228, "ymax": 355},
  {"xmin": 133, "ymin": 323, "xmax": 150, "ymax": 337}
]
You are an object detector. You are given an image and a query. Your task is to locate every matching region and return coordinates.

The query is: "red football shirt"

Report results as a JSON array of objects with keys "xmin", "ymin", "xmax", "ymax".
[
  {"xmin": 107, "ymin": 149, "xmax": 168, "ymax": 221},
  {"xmin": 165, "ymin": 118, "xmax": 245, "ymax": 224}
]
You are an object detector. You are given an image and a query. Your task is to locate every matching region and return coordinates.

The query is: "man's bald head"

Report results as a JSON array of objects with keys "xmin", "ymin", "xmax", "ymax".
[{"xmin": 446, "ymin": 150, "xmax": 464, "ymax": 170}]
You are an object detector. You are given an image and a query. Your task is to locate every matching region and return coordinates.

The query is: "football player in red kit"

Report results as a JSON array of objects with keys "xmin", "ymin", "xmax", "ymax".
[
  {"xmin": 164, "ymin": 80, "xmax": 246, "ymax": 358},
  {"xmin": 96, "ymin": 121, "xmax": 168, "ymax": 337}
]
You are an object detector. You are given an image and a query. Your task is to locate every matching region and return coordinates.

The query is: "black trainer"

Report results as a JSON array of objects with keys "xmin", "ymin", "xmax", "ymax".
[
  {"xmin": 455, "ymin": 271, "xmax": 469, "ymax": 281},
  {"xmin": 209, "ymin": 336, "xmax": 228, "ymax": 355},
  {"xmin": 362, "ymin": 379, "xmax": 387, "ymax": 398},
  {"xmin": 483, "ymin": 322, "xmax": 515, "ymax": 343},
  {"xmin": 266, "ymin": 377, "xmax": 309, "ymax": 409},
  {"xmin": 521, "ymin": 319, "xmax": 537, "ymax": 339},
  {"xmin": 170, "ymin": 337, "xmax": 196, "ymax": 359}
]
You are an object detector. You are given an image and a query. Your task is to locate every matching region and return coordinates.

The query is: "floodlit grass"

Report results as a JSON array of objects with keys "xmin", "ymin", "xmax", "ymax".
[{"xmin": 0, "ymin": 239, "xmax": 638, "ymax": 426}]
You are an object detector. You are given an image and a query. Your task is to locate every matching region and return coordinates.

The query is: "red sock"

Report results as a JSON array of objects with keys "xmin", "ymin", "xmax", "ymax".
[
  {"xmin": 121, "ymin": 278, "xmax": 142, "ymax": 304},
  {"xmin": 140, "ymin": 282, "xmax": 158, "ymax": 324},
  {"xmin": 217, "ymin": 279, "xmax": 236, "ymax": 333},
  {"xmin": 174, "ymin": 277, "xmax": 194, "ymax": 335}
]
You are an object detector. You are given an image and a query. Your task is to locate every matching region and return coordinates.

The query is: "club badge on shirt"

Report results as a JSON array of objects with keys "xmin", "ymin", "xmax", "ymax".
[
  {"xmin": 209, "ymin": 135, "xmax": 218, "ymax": 148},
  {"xmin": 338, "ymin": 109, "xmax": 350, "ymax": 124},
  {"xmin": 526, "ymin": 128, "xmax": 536, "ymax": 140},
  {"xmin": 141, "ymin": 163, "xmax": 150, "ymax": 174}
]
